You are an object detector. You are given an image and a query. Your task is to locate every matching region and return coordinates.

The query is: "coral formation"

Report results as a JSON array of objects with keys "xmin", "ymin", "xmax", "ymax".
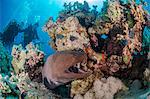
[
  {"xmin": 73, "ymin": 76, "xmax": 127, "ymax": 99},
  {"xmin": 71, "ymin": 74, "xmax": 96, "ymax": 96},
  {"xmin": 0, "ymin": 41, "xmax": 12, "ymax": 75},
  {"xmin": 0, "ymin": 75, "xmax": 12, "ymax": 95},
  {"xmin": 11, "ymin": 43, "xmax": 44, "ymax": 82},
  {"xmin": 0, "ymin": 43, "xmax": 54, "ymax": 98},
  {"xmin": 58, "ymin": 1, "xmax": 98, "ymax": 28},
  {"xmin": 43, "ymin": 16, "xmax": 90, "ymax": 51},
  {"xmin": 44, "ymin": 0, "xmax": 149, "ymax": 98},
  {"xmin": 11, "ymin": 44, "xmax": 26, "ymax": 74},
  {"xmin": 0, "ymin": 0, "xmax": 149, "ymax": 98},
  {"xmin": 0, "ymin": 71, "xmax": 59, "ymax": 98},
  {"xmin": 102, "ymin": 0, "xmax": 124, "ymax": 23},
  {"xmin": 24, "ymin": 43, "xmax": 44, "ymax": 82}
]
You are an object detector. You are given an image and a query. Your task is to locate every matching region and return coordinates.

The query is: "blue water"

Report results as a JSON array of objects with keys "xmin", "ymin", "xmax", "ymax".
[
  {"xmin": 0, "ymin": 0, "xmax": 150, "ymax": 98},
  {"xmin": 0, "ymin": 0, "xmax": 106, "ymax": 56},
  {"xmin": 0, "ymin": 0, "xmax": 149, "ymax": 56}
]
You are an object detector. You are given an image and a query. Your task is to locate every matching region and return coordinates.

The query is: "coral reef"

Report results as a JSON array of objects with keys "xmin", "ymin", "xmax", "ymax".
[
  {"xmin": 43, "ymin": 16, "xmax": 90, "ymax": 51},
  {"xmin": 0, "ymin": 71, "xmax": 59, "ymax": 98},
  {"xmin": 11, "ymin": 44, "xmax": 26, "ymax": 74},
  {"xmin": 58, "ymin": 1, "xmax": 98, "ymax": 28},
  {"xmin": 44, "ymin": 0, "xmax": 149, "ymax": 98},
  {"xmin": 0, "ymin": 75, "xmax": 12, "ymax": 95},
  {"xmin": 102, "ymin": 0, "xmax": 124, "ymax": 23},
  {"xmin": 0, "ymin": 41, "xmax": 12, "ymax": 75},
  {"xmin": 11, "ymin": 43, "xmax": 44, "ymax": 82},
  {"xmin": 0, "ymin": 43, "xmax": 54, "ymax": 98},
  {"xmin": 71, "ymin": 74, "xmax": 96, "ymax": 96},
  {"xmin": 73, "ymin": 76, "xmax": 127, "ymax": 99},
  {"xmin": 1, "ymin": 0, "xmax": 148, "ymax": 98},
  {"xmin": 24, "ymin": 43, "xmax": 44, "ymax": 82}
]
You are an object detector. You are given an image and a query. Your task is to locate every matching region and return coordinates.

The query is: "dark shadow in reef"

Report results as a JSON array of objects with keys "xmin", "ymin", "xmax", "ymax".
[
  {"xmin": 52, "ymin": 83, "xmax": 71, "ymax": 98},
  {"xmin": 44, "ymin": 77, "xmax": 71, "ymax": 98}
]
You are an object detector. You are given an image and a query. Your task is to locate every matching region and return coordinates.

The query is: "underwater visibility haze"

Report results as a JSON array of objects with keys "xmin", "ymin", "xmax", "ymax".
[{"xmin": 0, "ymin": 0, "xmax": 150, "ymax": 98}]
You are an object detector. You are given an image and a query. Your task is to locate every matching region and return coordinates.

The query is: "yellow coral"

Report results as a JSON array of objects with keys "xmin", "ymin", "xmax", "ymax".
[
  {"xmin": 107, "ymin": 0, "xmax": 124, "ymax": 22},
  {"xmin": 71, "ymin": 71, "xmax": 103, "ymax": 97},
  {"xmin": 11, "ymin": 46, "xmax": 26, "ymax": 74},
  {"xmin": 71, "ymin": 74, "xmax": 95, "ymax": 96}
]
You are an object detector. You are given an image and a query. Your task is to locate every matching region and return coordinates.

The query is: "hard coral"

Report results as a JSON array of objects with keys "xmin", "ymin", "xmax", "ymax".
[
  {"xmin": 0, "ymin": 71, "xmax": 58, "ymax": 98},
  {"xmin": 71, "ymin": 74, "xmax": 95, "ymax": 96},
  {"xmin": 0, "ymin": 75, "xmax": 12, "ymax": 94},
  {"xmin": 24, "ymin": 43, "xmax": 44, "ymax": 82},
  {"xmin": 43, "ymin": 16, "xmax": 90, "ymax": 51},
  {"xmin": 44, "ymin": 0, "xmax": 148, "ymax": 97},
  {"xmin": 11, "ymin": 43, "xmax": 45, "ymax": 82},
  {"xmin": 73, "ymin": 76, "xmax": 127, "ymax": 99},
  {"xmin": 107, "ymin": 0, "xmax": 124, "ymax": 23},
  {"xmin": 58, "ymin": 1, "xmax": 98, "ymax": 28},
  {"xmin": 11, "ymin": 44, "xmax": 26, "ymax": 74},
  {"xmin": 0, "ymin": 43, "xmax": 58, "ymax": 98}
]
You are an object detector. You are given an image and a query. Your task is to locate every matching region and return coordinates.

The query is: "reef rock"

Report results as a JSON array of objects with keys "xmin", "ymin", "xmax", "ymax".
[
  {"xmin": 73, "ymin": 76, "xmax": 127, "ymax": 99},
  {"xmin": 11, "ymin": 44, "xmax": 26, "ymax": 74},
  {"xmin": 44, "ymin": 0, "xmax": 149, "ymax": 97},
  {"xmin": 43, "ymin": 16, "xmax": 90, "ymax": 51},
  {"xmin": 0, "ymin": 43, "xmax": 58, "ymax": 98},
  {"xmin": 12, "ymin": 43, "xmax": 44, "ymax": 82}
]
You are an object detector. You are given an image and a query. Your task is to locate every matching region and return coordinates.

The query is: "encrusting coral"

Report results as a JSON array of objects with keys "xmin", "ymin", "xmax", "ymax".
[
  {"xmin": 0, "ymin": 75, "xmax": 12, "ymax": 95},
  {"xmin": 0, "ymin": 71, "xmax": 59, "ymax": 98},
  {"xmin": 58, "ymin": 1, "xmax": 98, "ymax": 28},
  {"xmin": 103, "ymin": 0, "xmax": 124, "ymax": 23},
  {"xmin": 43, "ymin": 16, "xmax": 90, "ymax": 52},
  {"xmin": 1, "ymin": 0, "xmax": 149, "ymax": 98},
  {"xmin": 11, "ymin": 44, "xmax": 26, "ymax": 74},
  {"xmin": 44, "ymin": 0, "xmax": 149, "ymax": 98},
  {"xmin": 11, "ymin": 43, "xmax": 44, "ymax": 82},
  {"xmin": 0, "ymin": 43, "xmax": 59, "ymax": 98},
  {"xmin": 73, "ymin": 76, "xmax": 127, "ymax": 99}
]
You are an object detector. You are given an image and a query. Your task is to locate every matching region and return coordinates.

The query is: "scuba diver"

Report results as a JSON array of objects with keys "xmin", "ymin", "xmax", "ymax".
[
  {"xmin": 42, "ymin": 50, "xmax": 91, "ymax": 90},
  {"xmin": 0, "ymin": 20, "xmax": 22, "ymax": 47},
  {"xmin": 0, "ymin": 20, "xmax": 39, "ymax": 48},
  {"xmin": 22, "ymin": 22, "xmax": 39, "ymax": 47}
]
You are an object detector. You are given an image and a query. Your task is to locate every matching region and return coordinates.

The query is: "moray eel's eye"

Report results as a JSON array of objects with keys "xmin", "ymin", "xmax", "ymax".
[{"xmin": 70, "ymin": 35, "xmax": 78, "ymax": 41}]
